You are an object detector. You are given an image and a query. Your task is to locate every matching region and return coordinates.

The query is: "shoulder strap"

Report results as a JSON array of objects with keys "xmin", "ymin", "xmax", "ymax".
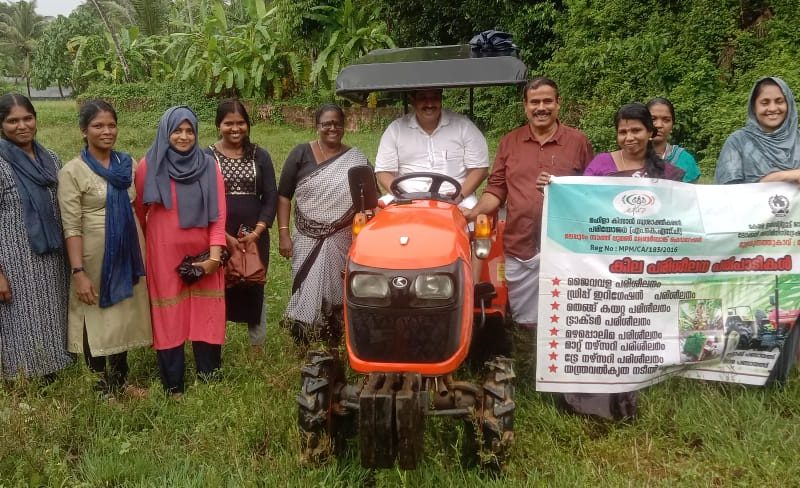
[{"xmin": 209, "ymin": 145, "xmax": 222, "ymax": 169}]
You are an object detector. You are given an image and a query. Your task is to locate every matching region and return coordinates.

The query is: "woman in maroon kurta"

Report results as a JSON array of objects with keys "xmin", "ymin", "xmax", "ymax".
[{"xmin": 134, "ymin": 106, "xmax": 227, "ymax": 394}]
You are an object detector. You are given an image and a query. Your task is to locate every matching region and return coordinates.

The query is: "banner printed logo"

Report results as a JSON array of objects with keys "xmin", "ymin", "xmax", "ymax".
[
  {"xmin": 613, "ymin": 190, "xmax": 661, "ymax": 216},
  {"xmin": 769, "ymin": 194, "xmax": 790, "ymax": 217}
]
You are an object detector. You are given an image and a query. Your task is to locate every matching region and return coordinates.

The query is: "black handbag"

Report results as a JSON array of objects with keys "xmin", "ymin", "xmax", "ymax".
[{"xmin": 176, "ymin": 248, "xmax": 230, "ymax": 284}]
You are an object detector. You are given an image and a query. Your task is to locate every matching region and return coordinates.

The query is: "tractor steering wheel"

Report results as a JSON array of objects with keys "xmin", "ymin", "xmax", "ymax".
[{"xmin": 389, "ymin": 172, "xmax": 463, "ymax": 203}]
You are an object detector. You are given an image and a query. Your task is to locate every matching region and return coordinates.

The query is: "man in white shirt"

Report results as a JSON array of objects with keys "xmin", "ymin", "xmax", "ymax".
[{"xmin": 375, "ymin": 89, "xmax": 489, "ymax": 208}]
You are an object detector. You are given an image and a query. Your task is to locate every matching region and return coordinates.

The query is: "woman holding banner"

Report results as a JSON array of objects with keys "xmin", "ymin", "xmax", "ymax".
[
  {"xmin": 715, "ymin": 77, "xmax": 800, "ymax": 385},
  {"xmin": 584, "ymin": 102, "xmax": 684, "ymax": 181},
  {"xmin": 560, "ymin": 103, "xmax": 685, "ymax": 420},
  {"xmin": 715, "ymin": 76, "xmax": 800, "ymax": 184}
]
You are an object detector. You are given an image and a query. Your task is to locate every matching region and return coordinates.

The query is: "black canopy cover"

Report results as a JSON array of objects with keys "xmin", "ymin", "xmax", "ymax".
[{"xmin": 335, "ymin": 44, "xmax": 528, "ymax": 103}]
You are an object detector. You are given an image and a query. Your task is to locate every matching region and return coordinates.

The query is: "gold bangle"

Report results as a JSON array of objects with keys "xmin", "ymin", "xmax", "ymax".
[
  {"xmin": 255, "ymin": 223, "xmax": 266, "ymax": 229},
  {"xmin": 208, "ymin": 257, "xmax": 222, "ymax": 264},
  {"xmin": 279, "ymin": 226, "xmax": 289, "ymax": 230}
]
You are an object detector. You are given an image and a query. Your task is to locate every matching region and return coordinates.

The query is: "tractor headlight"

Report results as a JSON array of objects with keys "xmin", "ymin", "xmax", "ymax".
[
  {"xmin": 413, "ymin": 274, "xmax": 453, "ymax": 300},
  {"xmin": 351, "ymin": 273, "xmax": 390, "ymax": 298}
]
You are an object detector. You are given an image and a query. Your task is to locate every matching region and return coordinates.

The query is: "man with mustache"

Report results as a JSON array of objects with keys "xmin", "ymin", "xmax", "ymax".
[
  {"xmin": 462, "ymin": 77, "xmax": 593, "ymax": 333},
  {"xmin": 375, "ymin": 89, "xmax": 489, "ymax": 208}
]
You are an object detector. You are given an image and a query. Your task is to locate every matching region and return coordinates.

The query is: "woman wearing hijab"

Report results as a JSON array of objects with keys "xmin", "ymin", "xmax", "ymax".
[
  {"xmin": 0, "ymin": 93, "xmax": 73, "ymax": 380},
  {"xmin": 715, "ymin": 77, "xmax": 800, "ymax": 385},
  {"xmin": 134, "ymin": 106, "xmax": 227, "ymax": 395},
  {"xmin": 716, "ymin": 77, "xmax": 800, "ymax": 184},
  {"xmin": 58, "ymin": 100, "xmax": 151, "ymax": 397}
]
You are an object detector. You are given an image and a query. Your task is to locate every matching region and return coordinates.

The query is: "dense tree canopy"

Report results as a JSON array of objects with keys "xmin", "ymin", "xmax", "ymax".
[
  {"xmin": 543, "ymin": 0, "xmax": 800, "ymax": 172},
  {"xmin": 374, "ymin": 0, "xmax": 561, "ymax": 71}
]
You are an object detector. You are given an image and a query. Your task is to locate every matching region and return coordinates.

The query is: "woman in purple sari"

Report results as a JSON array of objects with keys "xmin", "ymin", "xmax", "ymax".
[
  {"xmin": 584, "ymin": 102, "xmax": 684, "ymax": 181},
  {"xmin": 562, "ymin": 103, "xmax": 683, "ymax": 420}
]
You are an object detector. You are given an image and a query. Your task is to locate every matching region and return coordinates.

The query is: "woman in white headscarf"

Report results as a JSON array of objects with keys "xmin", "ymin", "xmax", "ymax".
[
  {"xmin": 716, "ymin": 76, "xmax": 800, "ymax": 184},
  {"xmin": 715, "ymin": 77, "xmax": 800, "ymax": 385}
]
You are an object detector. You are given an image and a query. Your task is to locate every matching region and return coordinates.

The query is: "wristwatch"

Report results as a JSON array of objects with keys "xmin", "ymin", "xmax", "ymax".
[{"xmin": 71, "ymin": 267, "xmax": 85, "ymax": 275}]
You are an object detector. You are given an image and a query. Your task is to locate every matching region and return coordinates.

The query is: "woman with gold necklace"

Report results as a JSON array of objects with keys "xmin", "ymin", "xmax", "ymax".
[
  {"xmin": 583, "ymin": 102, "xmax": 685, "ymax": 180},
  {"xmin": 276, "ymin": 103, "xmax": 370, "ymax": 346},
  {"xmin": 560, "ymin": 102, "xmax": 683, "ymax": 420}
]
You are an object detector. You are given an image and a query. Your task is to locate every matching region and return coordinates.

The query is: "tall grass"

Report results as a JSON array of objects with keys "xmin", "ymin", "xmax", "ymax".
[{"xmin": 1, "ymin": 101, "xmax": 799, "ymax": 486}]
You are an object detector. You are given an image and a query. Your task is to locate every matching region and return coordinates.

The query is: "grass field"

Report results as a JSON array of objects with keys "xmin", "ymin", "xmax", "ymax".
[{"xmin": 1, "ymin": 100, "xmax": 799, "ymax": 486}]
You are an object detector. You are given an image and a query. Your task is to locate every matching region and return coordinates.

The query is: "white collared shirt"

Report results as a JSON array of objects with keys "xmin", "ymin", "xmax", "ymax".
[{"xmin": 375, "ymin": 110, "xmax": 489, "ymax": 203}]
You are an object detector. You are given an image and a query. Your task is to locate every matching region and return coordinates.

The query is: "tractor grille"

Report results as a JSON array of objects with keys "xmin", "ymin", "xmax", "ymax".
[{"xmin": 348, "ymin": 307, "xmax": 461, "ymax": 363}]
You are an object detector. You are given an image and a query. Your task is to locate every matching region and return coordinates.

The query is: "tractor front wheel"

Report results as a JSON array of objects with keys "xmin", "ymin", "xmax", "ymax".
[
  {"xmin": 297, "ymin": 351, "xmax": 336, "ymax": 464},
  {"xmin": 478, "ymin": 356, "xmax": 515, "ymax": 474}
]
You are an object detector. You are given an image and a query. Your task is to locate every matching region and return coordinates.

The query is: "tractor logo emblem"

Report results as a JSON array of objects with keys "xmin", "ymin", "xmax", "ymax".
[
  {"xmin": 769, "ymin": 195, "xmax": 790, "ymax": 217},
  {"xmin": 391, "ymin": 277, "xmax": 408, "ymax": 288},
  {"xmin": 613, "ymin": 190, "xmax": 661, "ymax": 217}
]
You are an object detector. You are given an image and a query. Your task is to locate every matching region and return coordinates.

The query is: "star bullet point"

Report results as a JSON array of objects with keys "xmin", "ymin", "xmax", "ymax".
[
  {"xmin": 551, "ymin": 289, "xmax": 561, "ymax": 298},
  {"xmin": 548, "ymin": 364, "xmax": 558, "ymax": 373},
  {"xmin": 549, "ymin": 340, "xmax": 558, "ymax": 349},
  {"xmin": 551, "ymin": 301, "xmax": 560, "ymax": 310},
  {"xmin": 549, "ymin": 351, "xmax": 558, "ymax": 361},
  {"xmin": 549, "ymin": 327, "xmax": 559, "ymax": 336},
  {"xmin": 551, "ymin": 277, "xmax": 561, "ymax": 286},
  {"xmin": 550, "ymin": 314, "xmax": 559, "ymax": 323}
]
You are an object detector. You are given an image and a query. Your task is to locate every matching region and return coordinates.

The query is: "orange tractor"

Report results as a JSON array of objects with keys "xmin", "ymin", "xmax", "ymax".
[{"xmin": 297, "ymin": 44, "xmax": 526, "ymax": 471}]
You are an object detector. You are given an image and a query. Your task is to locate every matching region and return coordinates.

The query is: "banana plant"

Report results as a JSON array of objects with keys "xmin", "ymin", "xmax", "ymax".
[
  {"xmin": 70, "ymin": 26, "xmax": 170, "ymax": 85},
  {"xmin": 305, "ymin": 0, "xmax": 395, "ymax": 89},
  {"xmin": 168, "ymin": 0, "xmax": 304, "ymax": 98}
]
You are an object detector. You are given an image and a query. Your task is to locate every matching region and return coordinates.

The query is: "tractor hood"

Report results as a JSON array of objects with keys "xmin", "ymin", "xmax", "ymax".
[{"xmin": 350, "ymin": 200, "xmax": 471, "ymax": 270}]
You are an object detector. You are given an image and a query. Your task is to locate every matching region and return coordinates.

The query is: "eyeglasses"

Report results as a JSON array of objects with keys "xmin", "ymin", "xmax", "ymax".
[{"xmin": 318, "ymin": 121, "xmax": 344, "ymax": 130}]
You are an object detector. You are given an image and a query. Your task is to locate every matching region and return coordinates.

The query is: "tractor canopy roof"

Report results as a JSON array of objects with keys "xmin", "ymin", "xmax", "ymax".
[{"xmin": 335, "ymin": 44, "xmax": 528, "ymax": 103}]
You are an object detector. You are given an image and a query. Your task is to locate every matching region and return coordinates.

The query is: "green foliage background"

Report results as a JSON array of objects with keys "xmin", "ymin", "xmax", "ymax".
[
  {"xmin": 4, "ymin": 0, "xmax": 800, "ymax": 177},
  {"xmin": 539, "ymin": 0, "xmax": 800, "ymax": 177}
]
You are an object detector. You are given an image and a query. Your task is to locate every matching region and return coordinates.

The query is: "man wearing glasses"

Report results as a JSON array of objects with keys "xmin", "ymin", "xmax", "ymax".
[{"xmin": 374, "ymin": 89, "xmax": 489, "ymax": 208}]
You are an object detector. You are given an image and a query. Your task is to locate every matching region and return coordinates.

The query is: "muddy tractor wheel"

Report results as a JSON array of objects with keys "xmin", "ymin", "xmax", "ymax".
[
  {"xmin": 478, "ymin": 356, "xmax": 516, "ymax": 473},
  {"xmin": 297, "ymin": 351, "xmax": 337, "ymax": 464}
]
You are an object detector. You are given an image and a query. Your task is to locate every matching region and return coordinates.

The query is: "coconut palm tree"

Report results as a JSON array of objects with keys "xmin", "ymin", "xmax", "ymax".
[
  {"xmin": 88, "ymin": 0, "xmax": 132, "ymax": 82},
  {"xmin": 130, "ymin": 0, "xmax": 169, "ymax": 36},
  {"xmin": 0, "ymin": 0, "xmax": 47, "ymax": 97}
]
